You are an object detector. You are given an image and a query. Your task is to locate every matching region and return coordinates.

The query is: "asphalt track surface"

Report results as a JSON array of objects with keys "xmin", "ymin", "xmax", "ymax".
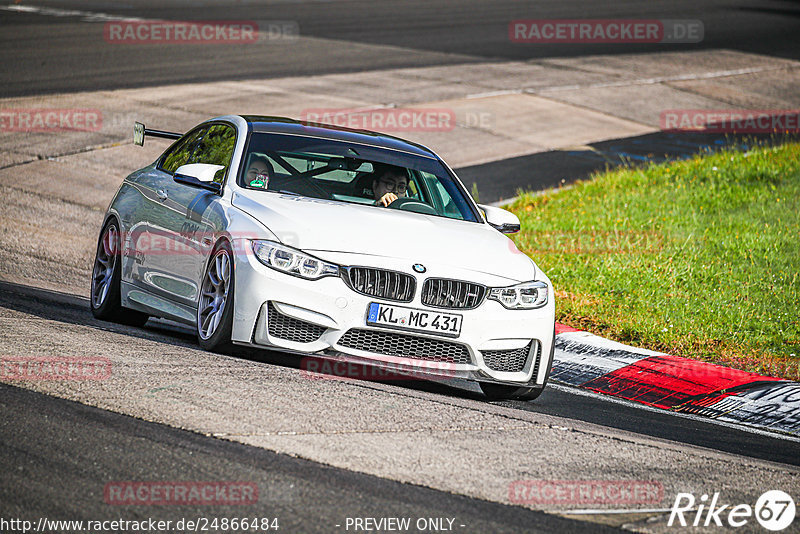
[
  {"xmin": 2, "ymin": 382, "xmax": 613, "ymax": 534},
  {"xmin": 3, "ymin": 1, "xmax": 800, "ymax": 531},
  {"xmin": 1, "ymin": 281, "xmax": 799, "ymax": 530},
  {"xmin": 5, "ymin": 1, "xmax": 799, "ymax": 202},
  {"xmin": 3, "ymin": 281, "xmax": 799, "ymax": 469},
  {"xmin": 3, "ymin": 0, "xmax": 800, "ymax": 97}
]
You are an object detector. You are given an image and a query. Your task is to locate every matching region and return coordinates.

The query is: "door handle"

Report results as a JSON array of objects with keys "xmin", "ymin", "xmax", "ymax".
[{"xmin": 156, "ymin": 189, "xmax": 168, "ymax": 201}]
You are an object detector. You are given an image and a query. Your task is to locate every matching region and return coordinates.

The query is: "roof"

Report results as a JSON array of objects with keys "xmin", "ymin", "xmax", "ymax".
[{"xmin": 241, "ymin": 115, "xmax": 438, "ymax": 159}]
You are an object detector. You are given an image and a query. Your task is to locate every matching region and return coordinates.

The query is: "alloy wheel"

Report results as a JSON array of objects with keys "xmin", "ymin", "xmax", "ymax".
[
  {"xmin": 91, "ymin": 223, "xmax": 118, "ymax": 309},
  {"xmin": 198, "ymin": 249, "xmax": 231, "ymax": 340}
]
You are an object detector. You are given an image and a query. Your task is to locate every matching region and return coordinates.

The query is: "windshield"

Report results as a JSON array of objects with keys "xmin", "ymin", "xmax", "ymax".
[{"xmin": 240, "ymin": 132, "xmax": 480, "ymax": 222}]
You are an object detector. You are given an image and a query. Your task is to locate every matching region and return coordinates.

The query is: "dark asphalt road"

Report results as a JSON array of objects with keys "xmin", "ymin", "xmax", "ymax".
[
  {"xmin": 3, "ymin": 2, "xmax": 799, "ymax": 529},
  {"xmin": 0, "ymin": 382, "xmax": 616, "ymax": 534},
  {"xmin": 4, "ymin": 0, "xmax": 799, "ymax": 202},
  {"xmin": 3, "ymin": 281, "xmax": 799, "ymax": 472},
  {"xmin": 2, "ymin": 0, "xmax": 800, "ymax": 97}
]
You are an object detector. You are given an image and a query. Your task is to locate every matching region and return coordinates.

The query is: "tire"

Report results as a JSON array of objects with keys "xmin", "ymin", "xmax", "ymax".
[
  {"xmin": 517, "ymin": 385, "xmax": 545, "ymax": 401},
  {"xmin": 479, "ymin": 383, "xmax": 542, "ymax": 401},
  {"xmin": 90, "ymin": 219, "xmax": 149, "ymax": 327},
  {"xmin": 479, "ymin": 327, "xmax": 556, "ymax": 401},
  {"xmin": 196, "ymin": 241, "xmax": 235, "ymax": 353}
]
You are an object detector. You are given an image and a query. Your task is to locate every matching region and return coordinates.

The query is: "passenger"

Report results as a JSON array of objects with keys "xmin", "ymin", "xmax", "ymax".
[
  {"xmin": 246, "ymin": 155, "xmax": 273, "ymax": 189},
  {"xmin": 371, "ymin": 163, "xmax": 409, "ymax": 207}
]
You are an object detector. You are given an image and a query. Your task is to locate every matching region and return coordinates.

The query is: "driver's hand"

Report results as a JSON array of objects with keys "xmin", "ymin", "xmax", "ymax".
[{"xmin": 378, "ymin": 192, "xmax": 398, "ymax": 207}]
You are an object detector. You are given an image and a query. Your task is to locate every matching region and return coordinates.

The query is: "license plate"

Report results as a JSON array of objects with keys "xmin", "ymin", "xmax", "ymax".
[{"xmin": 367, "ymin": 302, "xmax": 462, "ymax": 337}]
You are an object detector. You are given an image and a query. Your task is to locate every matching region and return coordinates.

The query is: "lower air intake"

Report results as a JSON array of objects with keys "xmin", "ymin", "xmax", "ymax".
[
  {"xmin": 482, "ymin": 341, "xmax": 538, "ymax": 373},
  {"xmin": 337, "ymin": 328, "xmax": 471, "ymax": 364},
  {"xmin": 267, "ymin": 302, "xmax": 326, "ymax": 343}
]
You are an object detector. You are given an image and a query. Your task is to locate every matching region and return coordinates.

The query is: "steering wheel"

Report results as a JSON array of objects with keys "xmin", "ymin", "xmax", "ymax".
[{"xmin": 386, "ymin": 197, "xmax": 438, "ymax": 215}]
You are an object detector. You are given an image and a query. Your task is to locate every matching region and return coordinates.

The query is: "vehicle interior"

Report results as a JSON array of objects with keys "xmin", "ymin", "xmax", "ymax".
[{"xmin": 240, "ymin": 148, "xmax": 474, "ymax": 221}]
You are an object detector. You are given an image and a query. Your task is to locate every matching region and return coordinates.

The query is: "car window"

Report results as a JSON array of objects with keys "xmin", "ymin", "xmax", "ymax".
[
  {"xmin": 241, "ymin": 133, "xmax": 480, "ymax": 222},
  {"xmin": 425, "ymin": 173, "xmax": 465, "ymax": 220},
  {"xmin": 192, "ymin": 124, "xmax": 236, "ymax": 183},
  {"xmin": 160, "ymin": 127, "xmax": 206, "ymax": 174}
]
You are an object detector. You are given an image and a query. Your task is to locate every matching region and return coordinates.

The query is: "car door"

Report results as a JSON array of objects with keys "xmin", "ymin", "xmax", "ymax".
[
  {"xmin": 124, "ymin": 127, "xmax": 206, "ymax": 315},
  {"xmin": 163, "ymin": 123, "xmax": 236, "ymax": 305}
]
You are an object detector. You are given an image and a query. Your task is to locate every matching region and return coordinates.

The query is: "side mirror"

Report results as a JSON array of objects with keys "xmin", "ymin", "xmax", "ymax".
[
  {"xmin": 479, "ymin": 204, "xmax": 521, "ymax": 234},
  {"xmin": 133, "ymin": 122, "xmax": 145, "ymax": 146},
  {"xmin": 174, "ymin": 163, "xmax": 224, "ymax": 194}
]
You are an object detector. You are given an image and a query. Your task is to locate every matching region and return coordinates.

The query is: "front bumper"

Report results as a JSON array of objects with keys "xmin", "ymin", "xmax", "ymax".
[{"xmin": 231, "ymin": 243, "xmax": 555, "ymax": 386}]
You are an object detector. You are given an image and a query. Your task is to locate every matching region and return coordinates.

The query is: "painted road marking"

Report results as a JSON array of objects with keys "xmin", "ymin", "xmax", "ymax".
[
  {"xmin": 1, "ymin": 4, "xmax": 145, "ymax": 22},
  {"xmin": 552, "ymin": 329, "xmax": 800, "ymax": 436}
]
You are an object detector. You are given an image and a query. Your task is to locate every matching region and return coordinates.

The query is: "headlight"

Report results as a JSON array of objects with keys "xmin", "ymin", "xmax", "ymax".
[
  {"xmin": 488, "ymin": 281, "xmax": 548, "ymax": 309},
  {"xmin": 251, "ymin": 240, "xmax": 339, "ymax": 280}
]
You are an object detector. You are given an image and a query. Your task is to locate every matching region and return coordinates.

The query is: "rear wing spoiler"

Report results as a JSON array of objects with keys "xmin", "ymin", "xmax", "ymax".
[{"xmin": 133, "ymin": 121, "xmax": 182, "ymax": 146}]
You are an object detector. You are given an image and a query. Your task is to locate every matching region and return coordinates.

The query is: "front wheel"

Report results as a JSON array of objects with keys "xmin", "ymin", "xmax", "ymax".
[
  {"xmin": 197, "ymin": 243, "xmax": 235, "ymax": 353},
  {"xmin": 479, "ymin": 383, "xmax": 543, "ymax": 401},
  {"xmin": 90, "ymin": 219, "xmax": 148, "ymax": 326}
]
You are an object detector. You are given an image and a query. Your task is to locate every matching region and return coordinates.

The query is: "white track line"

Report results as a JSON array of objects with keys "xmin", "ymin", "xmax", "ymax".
[
  {"xmin": 530, "ymin": 65, "xmax": 800, "ymax": 93},
  {"xmin": 462, "ymin": 65, "xmax": 800, "ymax": 100},
  {"xmin": 555, "ymin": 507, "xmax": 680, "ymax": 515},
  {"xmin": 1, "ymin": 4, "xmax": 144, "ymax": 22}
]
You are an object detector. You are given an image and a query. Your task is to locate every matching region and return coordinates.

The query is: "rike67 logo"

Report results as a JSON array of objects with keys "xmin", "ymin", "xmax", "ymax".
[{"xmin": 669, "ymin": 490, "xmax": 795, "ymax": 531}]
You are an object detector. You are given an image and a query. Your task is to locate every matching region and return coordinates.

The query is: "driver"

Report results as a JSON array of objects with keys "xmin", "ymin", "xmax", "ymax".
[{"xmin": 371, "ymin": 163, "xmax": 408, "ymax": 207}]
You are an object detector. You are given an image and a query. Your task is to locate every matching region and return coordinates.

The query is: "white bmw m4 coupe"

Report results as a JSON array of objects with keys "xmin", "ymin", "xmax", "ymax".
[{"xmin": 91, "ymin": 115, "xmax": 555, "ymax": 400}]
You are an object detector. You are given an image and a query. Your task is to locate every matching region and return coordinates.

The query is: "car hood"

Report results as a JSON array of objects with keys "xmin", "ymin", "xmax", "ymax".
[{"xmin": 232, "ymin": 191, "xmax": 536, "ymax": 283}]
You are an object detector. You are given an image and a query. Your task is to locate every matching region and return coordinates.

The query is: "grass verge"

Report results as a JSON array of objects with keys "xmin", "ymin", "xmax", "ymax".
[{"xmin": 508, "ymin": 141, "xmax": 800, "ymax": 380}]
